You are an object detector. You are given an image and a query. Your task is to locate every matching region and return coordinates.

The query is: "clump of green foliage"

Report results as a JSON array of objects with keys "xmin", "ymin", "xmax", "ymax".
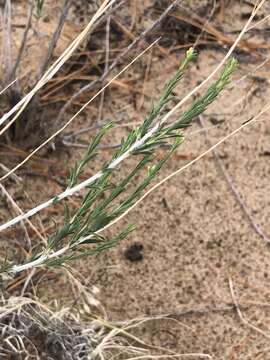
[{"xmin": 1, "ymin": 49, "xmax": 237, "ymax": 273}]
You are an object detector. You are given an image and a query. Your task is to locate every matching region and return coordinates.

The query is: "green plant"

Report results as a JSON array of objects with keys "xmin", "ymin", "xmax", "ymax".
[
  {"xmin": 35, "ymin": 0, "xmax": 45, "ymax": 17},
  {"xmin": 0, "ymin": 48, "xmax": 237, "ymax": 273}
]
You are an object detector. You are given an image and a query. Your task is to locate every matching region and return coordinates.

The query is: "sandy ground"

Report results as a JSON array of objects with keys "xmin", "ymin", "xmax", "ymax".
[
  {"xmin": 74, "ymin": 53, "xmax": 270, "ymax": 359},
  {"xmin": 1, "ymin": 1, "xmax": 270, "ymax": 359}
]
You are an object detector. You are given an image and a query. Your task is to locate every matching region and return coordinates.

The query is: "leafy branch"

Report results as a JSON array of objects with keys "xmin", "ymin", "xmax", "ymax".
[{"xmin": 0, "ymin": 49, "xmax": 237, "ymax": 273}]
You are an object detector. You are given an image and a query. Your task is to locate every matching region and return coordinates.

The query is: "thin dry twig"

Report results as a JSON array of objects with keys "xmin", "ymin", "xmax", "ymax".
[
  {"xmin": 97, "ymin": 14, "xmax": 111, "ymax": 124},
  {"xmin": 1, "ymin": 0, "xmax": 12, "ymax": 80},
  {"xmin": 193, "ymin": 0, "xmax": 217, "ymax": 49},
  {"xmin": 40, "ymin": 0, "xmax": 72, "ymax": 75},
  {"xmin": 10, "ymin": 1, "xmax": 34, "ymax": 80},
  {"xmin": 0, "ymin": 78, "xmax": 18, "ymax": 96},
  {"xmin": 0, "ymin": 183, "xmax": 31, "ymax": 248},
  {"xmin": 0, "ymin": 163, "xmax": 21, "ymax": 183},
  {"xmin": 118, "ymin": 354, "xmax": 212, "ymax": 359},
  {"xmin": 20, "ymin": 268, "xmax": 36, "ymax": 296},
  {"xmin": 0, "ymin": 183, "xmax": 45, "ymax": 245},
  {"xmin": 138, "ymin": 47, "xmax": 153, "ymax": 110},
  {"xmin": 229, "ymin": 277, "xmax": 270, "ymax": 340}
]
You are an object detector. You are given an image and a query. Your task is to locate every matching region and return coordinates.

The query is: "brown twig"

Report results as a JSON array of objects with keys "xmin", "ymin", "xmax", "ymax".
[
  {"xmin": 40, "ymin": 0, "xmax": 72, "ymax": 74},
  {"xmin": 170, "ymin": 10, "xmax": 268, "ymax": 55},
  {"xmin": 193, "ymin": 0, "xmax": 217, "ymax": 49},
  {"xmin": 10, "ymin": 1, "xmax": 34, "ymax": 80}
]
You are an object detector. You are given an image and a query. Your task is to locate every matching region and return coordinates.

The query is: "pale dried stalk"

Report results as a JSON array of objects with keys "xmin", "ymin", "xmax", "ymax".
[
  {"xmin": 0, "ymin": 78, "xmax": 18, "ymax": 95},
  {"xmin": 0, "ymin": 183, "xmax": 46, "ymax": 244}
]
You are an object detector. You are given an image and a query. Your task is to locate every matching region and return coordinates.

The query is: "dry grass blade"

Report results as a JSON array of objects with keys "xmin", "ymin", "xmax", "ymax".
[
  {"xmin": 0, "ymin": 183, "xmax": 46, "ymax": 245},
  {"xmin": 0, "ymin": 78, "xmax": 18, "ymax": 96}
]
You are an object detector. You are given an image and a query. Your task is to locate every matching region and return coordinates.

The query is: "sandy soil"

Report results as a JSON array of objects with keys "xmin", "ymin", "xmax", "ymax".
[{"xmin": 1, "ymin": 1, "xmax": 270, "ymax": 359}]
